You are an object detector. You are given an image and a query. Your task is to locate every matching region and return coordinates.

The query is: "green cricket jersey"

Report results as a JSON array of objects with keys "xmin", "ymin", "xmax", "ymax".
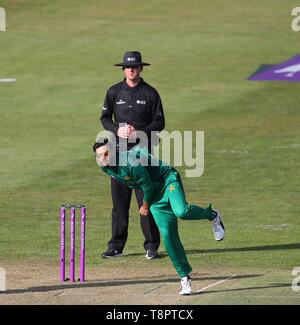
[{"xmin": 101, "ymin": 146, "xmax": 179, "ymax": 204}]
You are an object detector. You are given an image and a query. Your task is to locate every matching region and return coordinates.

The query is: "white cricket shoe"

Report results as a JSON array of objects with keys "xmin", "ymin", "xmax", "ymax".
[
  {"xmin": 179, "ymin": 275, "xmax": 192, "ymax": 295},
  {"xmin": 212, "ymin": 209, "xmax": 225, "ymax": 241}
]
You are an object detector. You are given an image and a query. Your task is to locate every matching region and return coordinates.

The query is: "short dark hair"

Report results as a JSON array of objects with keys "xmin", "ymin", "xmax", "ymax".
[{"xmin": 92, "ymin": 138, "xmax": 109, "ymax": 153}]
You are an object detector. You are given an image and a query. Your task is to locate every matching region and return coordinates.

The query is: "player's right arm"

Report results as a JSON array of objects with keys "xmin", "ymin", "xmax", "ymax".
[
  {"xmin": 100, "ymin": 88, "xmax": 119, "ymax": 136},
  {"xmin": 131, "ymin": 164, "xmax": 154, "ymax": 216}
]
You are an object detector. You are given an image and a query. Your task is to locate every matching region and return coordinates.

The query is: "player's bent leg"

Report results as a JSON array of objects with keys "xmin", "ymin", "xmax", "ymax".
[
  {"xmin": 167, "ymin": 180, "xmax": 215, "ymax": 221},
  {"xmin": 167, "ymin": 179, "xmax": 225, "ymax": 241}
]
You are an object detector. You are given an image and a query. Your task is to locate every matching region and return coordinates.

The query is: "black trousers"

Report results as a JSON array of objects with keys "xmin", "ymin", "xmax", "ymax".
[{"xmin": 108, "ymin": 177, "xmax": 160, "ymax": 252}]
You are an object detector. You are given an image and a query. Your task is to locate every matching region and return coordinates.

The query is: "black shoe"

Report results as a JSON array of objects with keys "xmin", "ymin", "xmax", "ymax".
[
  {"xmin": 102, "ymin": 249, "xmax": 123, "ymax": 258},
  {"xmin": 145, "ymin": 249, "xmax": 160, "ymax": 260}
]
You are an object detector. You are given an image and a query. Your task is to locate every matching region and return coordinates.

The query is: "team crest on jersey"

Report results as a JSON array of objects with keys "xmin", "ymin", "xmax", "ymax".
[{"xmin": 169, "ymin": 185, "xmax": 175, "ymax": 192}]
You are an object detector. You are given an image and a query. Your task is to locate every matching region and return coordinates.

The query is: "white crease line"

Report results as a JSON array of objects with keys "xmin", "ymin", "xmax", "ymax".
[
  {"xmin": 197, "ymin": 274, "xmax": 237, "ymax": 293},
  {"xmin": 144, "ymin": 284, "xmax": 166, "ymax": 295}
]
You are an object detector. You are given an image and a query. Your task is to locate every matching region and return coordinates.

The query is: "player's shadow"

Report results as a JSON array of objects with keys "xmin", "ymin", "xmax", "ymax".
[
  {"xmin": 185, "ymin": 242, "xmax": 300, "ymax": 255},
  {"xmin": 193, "ymin": 282, "xmax": 291, "ymax": 296},
  {"xmin": 123, "ymin": 243, "xmax": 300, "ymax": 258},
  {"xmin": 0, "ymin": 274, "xmax": 261, "ymax": 295}
]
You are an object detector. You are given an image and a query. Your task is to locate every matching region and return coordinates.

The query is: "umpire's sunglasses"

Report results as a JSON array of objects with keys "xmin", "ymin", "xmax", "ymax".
[{"xmin": 123, "ymin": 65, "xmax": 141, "ymax": 70}]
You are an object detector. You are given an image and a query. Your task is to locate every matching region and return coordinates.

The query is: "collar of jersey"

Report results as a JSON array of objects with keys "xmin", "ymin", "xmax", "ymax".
[{"xmin": 122, "ymin": 78, "xmax": 144, "ymax": 91}]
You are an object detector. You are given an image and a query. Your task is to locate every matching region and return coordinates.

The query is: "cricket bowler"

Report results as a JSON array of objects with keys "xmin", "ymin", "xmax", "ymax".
[{"xmin": 93, "ymin": 139, "xmax": 225, "ymax": 295}]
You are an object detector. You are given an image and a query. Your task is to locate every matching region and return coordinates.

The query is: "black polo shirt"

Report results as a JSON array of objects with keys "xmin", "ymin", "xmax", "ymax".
[{"xmin": 100, "ymin": 78, "xmax": 165, "ymax": 138}]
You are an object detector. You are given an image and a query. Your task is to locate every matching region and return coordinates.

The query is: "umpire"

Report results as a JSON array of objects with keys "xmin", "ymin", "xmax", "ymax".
[{"xmin": 100, "ymin": 51, "xmax": 165, "ymax": 259}]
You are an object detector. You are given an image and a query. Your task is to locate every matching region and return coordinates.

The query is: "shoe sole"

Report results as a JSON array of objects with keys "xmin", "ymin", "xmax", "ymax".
[
  {"xmin": 220, "ymin": 221, "xmax": 225, "ymax": 230},
  {"xmin": 102, "ymin": 253, "xmax": 123, "ymax": 258},
  {"xmin": 145, "ymin": 255, "xmax": 160, "ymax": 260}
]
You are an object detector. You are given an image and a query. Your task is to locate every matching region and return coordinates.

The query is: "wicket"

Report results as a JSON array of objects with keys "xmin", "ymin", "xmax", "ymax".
[{"xmin": 60, "ymin": 204, "xmax": 86, "ymax": 282}]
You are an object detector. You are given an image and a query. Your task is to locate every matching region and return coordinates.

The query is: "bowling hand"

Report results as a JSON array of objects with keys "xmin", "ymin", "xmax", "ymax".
[{"xmin": 139, "ymin": 202, "xmax": 149, "ymax": 216}]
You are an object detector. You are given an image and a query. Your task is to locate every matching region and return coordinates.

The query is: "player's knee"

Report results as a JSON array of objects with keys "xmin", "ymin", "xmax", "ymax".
[{"xmin": 174, "ymin": 208, "xmax": 187, "ymax": 219}]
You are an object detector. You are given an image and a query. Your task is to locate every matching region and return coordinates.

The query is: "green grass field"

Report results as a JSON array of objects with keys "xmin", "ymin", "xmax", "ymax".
[{"xmin": 0, "ymin": 0, "xmax": 299, "ymax": 305}]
